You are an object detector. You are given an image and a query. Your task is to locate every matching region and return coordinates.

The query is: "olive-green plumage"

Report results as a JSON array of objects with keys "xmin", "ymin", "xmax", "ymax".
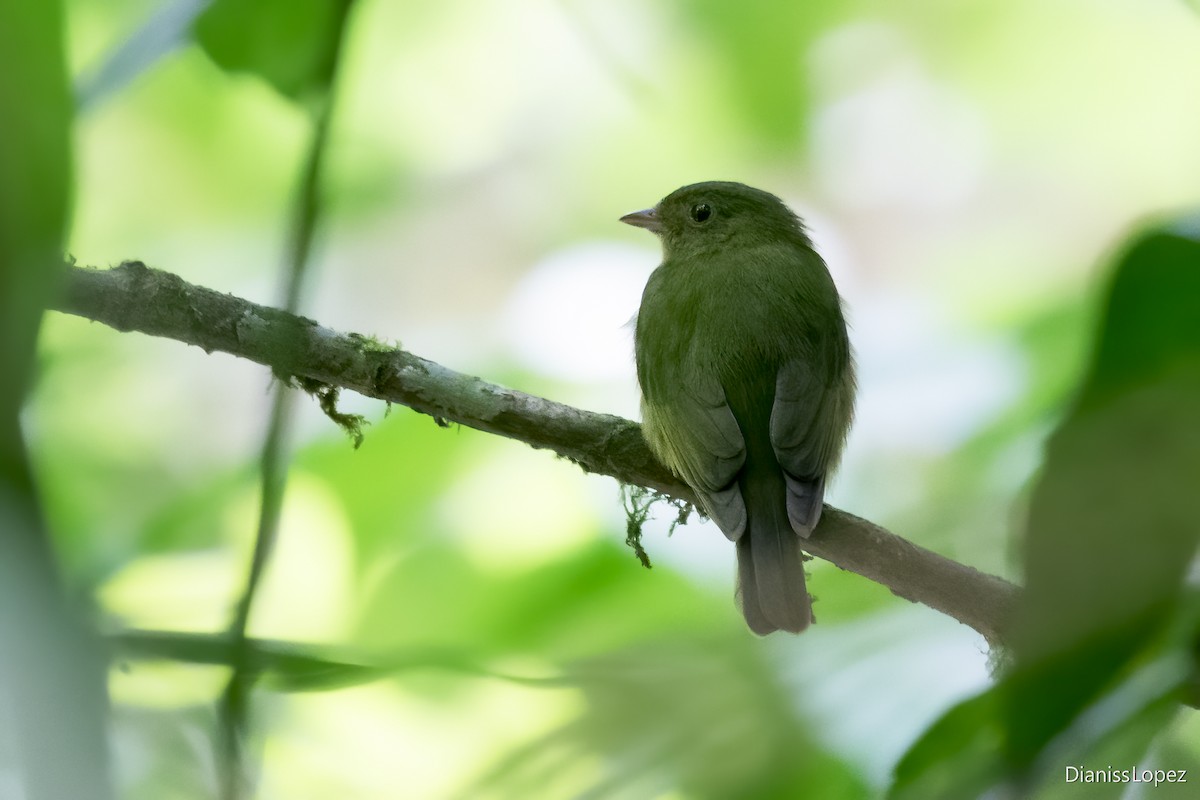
[{"xmin": 623, "ymin": 181, "xmax": 855, "ymax": 634}]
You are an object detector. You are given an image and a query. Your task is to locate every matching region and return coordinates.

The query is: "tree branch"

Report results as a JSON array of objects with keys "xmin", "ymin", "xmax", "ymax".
[{"xmin": 54, "ymin": 261, "xmax": 1019, "ymax": 645}]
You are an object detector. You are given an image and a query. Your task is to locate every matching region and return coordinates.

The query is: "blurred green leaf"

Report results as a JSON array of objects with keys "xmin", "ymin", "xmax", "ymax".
[
  {"xmin": 1028, "ymin": 657, "xmax": 1185, "ymax": 800},
  {"xmin": 0, "ymin": 5, "xmax": 72, "ymax": 393},
  {"xmin": 678, "ymin": 0, "xmax": 840, "ymax": 151},
  {"xmin": 140, "ymin": 468, "xmax": 252, "ymax": 553},
  {"xmin": 1006, "ymin": 226, "xmax": 1200, "ymax": 770},
  {"xmin": 1073, "ymin": 229, "xmax": 1200, "ymax": 412},
  {"xmin": 293, "ymin": 408, "xmax": 466, "ymax": 567},
  {"xmin": 353, "ymin": 532, "xmax": 731, "ymax": 663},
  {"xmin": 1, "ymin": 3, "xmax": 114, "ymax": 797},
  {"xmin": 889, "ymin": 690, "xmax": 1004, "ymax": 800},
  {"xmin": 475, "ymin": 636, "xmax": 870, "ymax": 799},
  {"xmin": 1144, "ymin": 713, "xmax": 1200, "ymax": 800},
  {"xmin": 890, "ymin": 645, "xmax": 1191, "ymax": 800},
  {"xmin": 295, "ymin": 407, "xmax": 733, "ymax": 660},
  {"xmin": 193, "ymin": 0, "xmax": 341, "ymax": 101},
  {"xmin": 891, "ymin": 223, "xmax": 1200, "ymax": 798}
]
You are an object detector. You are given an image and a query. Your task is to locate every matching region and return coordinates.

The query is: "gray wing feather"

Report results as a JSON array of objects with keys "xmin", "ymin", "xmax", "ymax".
[{"xmin": 770, "ymin": 359, "xmax": 851, "ymax": 537}]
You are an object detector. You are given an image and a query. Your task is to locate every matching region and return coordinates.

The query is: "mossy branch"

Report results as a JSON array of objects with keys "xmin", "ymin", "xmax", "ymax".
[{"xmin": 54, "ymin": 261, "xmax": 1019, "ymax": 645}]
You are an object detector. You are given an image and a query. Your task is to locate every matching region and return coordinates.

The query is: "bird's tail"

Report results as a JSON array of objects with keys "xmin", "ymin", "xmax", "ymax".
[{"xmin": 735, "ymin": 502, "xmax": 812, "ymax": 635}]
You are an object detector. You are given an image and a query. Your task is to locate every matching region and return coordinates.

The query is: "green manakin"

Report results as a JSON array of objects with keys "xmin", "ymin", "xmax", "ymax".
[{"xmin": 623, "ymin": 181, "xmax": 855, "ymax": 634}]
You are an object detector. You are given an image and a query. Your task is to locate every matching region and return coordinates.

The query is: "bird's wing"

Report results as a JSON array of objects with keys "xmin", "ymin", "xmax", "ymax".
[
  {"xmin": 769, "ymin": 358, "xmax": 852, "ymax": 537},
  {"xmin": 645, "ymin": 376, "xmax": 747, "ymax": 540}
]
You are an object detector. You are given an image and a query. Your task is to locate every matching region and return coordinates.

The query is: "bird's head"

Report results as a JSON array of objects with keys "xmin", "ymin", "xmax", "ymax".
[{"xmin": 620, "ymin": 181, "xmax": 810, "ymax": 260}]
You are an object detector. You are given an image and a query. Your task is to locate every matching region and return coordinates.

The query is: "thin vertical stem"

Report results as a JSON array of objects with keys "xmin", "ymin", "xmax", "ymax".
[{"xmin": 215, "ymin": 2, "xmax": 357, "ymax": 797}]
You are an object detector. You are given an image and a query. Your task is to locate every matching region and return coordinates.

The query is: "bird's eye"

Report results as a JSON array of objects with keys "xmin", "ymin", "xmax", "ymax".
[{"xmin": 690, "ymin": 203, "xmax": 713, "ymax": 223}]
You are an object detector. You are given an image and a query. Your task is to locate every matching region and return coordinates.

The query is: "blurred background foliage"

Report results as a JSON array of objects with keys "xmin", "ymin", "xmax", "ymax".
[{"xmin": 3, "ymin": 0, "xmax": 1200, "ymax": 797}]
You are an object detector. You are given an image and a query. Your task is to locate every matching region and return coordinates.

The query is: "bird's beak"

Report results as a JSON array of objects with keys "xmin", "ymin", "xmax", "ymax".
[{"xmin": 620, "ymin": 207, "xmax": 662, "ymax": 234}]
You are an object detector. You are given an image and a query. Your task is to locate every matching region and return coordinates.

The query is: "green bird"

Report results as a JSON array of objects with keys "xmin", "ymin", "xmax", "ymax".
[{"xmin": 622, "ymin": 181, "xmax": 855, "ymax": 634}]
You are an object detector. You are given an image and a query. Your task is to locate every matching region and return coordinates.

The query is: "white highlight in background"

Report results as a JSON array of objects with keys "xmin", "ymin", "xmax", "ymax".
[{"xmin": 501, "ymin": 241, "xmax": 655, "ymax": 383}]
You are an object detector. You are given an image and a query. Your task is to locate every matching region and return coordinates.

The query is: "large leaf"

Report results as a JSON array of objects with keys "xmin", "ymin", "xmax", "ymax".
[
  {"xmin": 0, "ymin": 6, "xmax": 71, "ymax": 382},
  {"xmin": 890, "ymin": 224, "xmax": 1200, "ymax": 798},
  {"xmin": 889, "ymin": 690, "xmax": 1004, "ymax": 800},
  {"xmin": 1, "ymin": 3, "xmax": 113, "ymax": 798},
  {"xmin": 890, "ymin": 638, "xmax": 1191, "ymax": 800},
  {"xmin": 1006, "ymin": 228, "xmax": 1200, "ymax": 769},
  {"xmin": 193, "ymin": 0, "xmax": 342, "ymax": 101}
]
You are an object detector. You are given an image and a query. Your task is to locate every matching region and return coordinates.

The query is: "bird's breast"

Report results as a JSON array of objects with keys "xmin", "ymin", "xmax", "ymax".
[{"xmin": 637, "ymin": 246, "xmax": 842, "ymax": 393}]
